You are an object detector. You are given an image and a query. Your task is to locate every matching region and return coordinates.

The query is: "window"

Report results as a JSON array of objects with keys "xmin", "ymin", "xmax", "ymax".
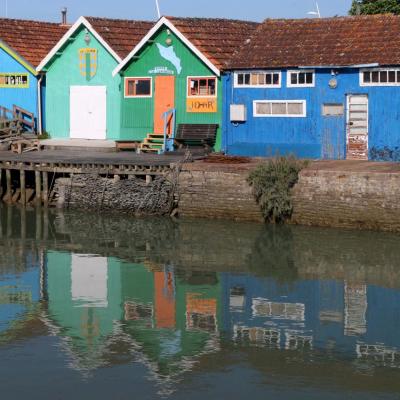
[
  {"xmin": 287, "ymin": 70, "xmax": 314, "ymax": 87},
  {"xmin": 322, "ymin": 103, "xmax": 344, "ymax": 116},
  {"xmin": 0, "ymin": 73, "xmax": 29, "ymax": 88},
  {"xmin": 235, "ymin": 71, "xmax": 281, "ymax": 88},
  {"xmin": 360, "ymin": 68, "xmax": 400, "ymax": 86},
  {"xmin": 253, "ymin": 100, "xmax": 306, "ymax": 117},
  {"xmin": 187, "ymin": 77, "xmax": 217, "ymax": 97},
  {"xmin": 125, "ymin": 77, "xmax": 152, "ymax": 97}
]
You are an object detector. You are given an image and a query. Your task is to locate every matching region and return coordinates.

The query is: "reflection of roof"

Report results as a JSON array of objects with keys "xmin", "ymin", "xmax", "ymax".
[
  {"xmin": 231, "ymin": 15, "xmax": 400, "ymax": 69},
  {"xmin": 0, "ymin": 18, "xmax": 68, "ymax": 67}
]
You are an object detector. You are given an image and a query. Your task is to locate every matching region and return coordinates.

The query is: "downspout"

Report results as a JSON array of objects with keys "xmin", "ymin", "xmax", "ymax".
[{"xmin": 37, "ymin": 73, "xmax": 44, "ymax": 135}]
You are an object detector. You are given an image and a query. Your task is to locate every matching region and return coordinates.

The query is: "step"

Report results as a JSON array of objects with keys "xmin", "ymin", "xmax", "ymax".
[
  {"xmin": 143, "ymin": 138, "xmax": 164, "ymax": 144},
  {"xmin": 143, "ymin": 142, "xmax": 163, "ymax": 148}
]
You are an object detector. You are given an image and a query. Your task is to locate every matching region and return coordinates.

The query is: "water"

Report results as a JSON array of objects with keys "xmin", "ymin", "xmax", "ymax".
[{"xmin": 0, "ymin": 206, "xmax": 400, "ymax": 399}]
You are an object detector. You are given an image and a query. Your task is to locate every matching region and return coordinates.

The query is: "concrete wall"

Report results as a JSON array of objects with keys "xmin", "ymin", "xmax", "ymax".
[
  {"xmin": 177, "ymin": 162, "xmax": 264, "ymax": 223},
  {"xmin": 291, "ymin": 164, "xmax": 400, "ymax": 232}
]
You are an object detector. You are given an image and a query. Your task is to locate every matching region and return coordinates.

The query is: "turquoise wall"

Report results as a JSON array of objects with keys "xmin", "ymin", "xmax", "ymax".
[{"xmin": 44, "ymin": 26, "xmax": 121, "ymax": 139}]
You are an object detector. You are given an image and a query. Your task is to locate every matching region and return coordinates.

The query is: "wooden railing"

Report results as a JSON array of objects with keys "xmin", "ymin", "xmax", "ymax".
[{"xmin": 13, "ymin": 105, "xmax": 35, "ymax": 133}]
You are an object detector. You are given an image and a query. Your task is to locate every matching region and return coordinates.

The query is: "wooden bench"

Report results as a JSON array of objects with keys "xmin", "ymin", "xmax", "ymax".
[
  {"xmin": 115, "ymin": 140, "xmax": 141, "ymax": 152},
  {"xmin": 174, "ymin": 124, "xmax": 218, "ymax": 150}
]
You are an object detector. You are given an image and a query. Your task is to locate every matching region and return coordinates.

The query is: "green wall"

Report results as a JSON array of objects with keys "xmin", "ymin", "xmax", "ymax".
[
  {"xmin": 44, "ymin": 26, "xmax": 121, "ymax": 139},
  {"xmin": 46, "ymin": 252, "xmax": 123, "ymax": 367},
  {"xmin": 121, "ymin": 27, "xmax": 222, "ymax": 150}
]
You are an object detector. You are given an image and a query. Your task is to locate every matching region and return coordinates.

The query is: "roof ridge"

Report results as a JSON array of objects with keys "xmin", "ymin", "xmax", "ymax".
[
  {"xmin": 85, "ymin": 16, "xmax": 155, "ymax": 24},
  {"xmin": 261, "ymin": 13, "xmax": 400, "ymax": 23},
  {"xmin": 165, "ymin": 15, "xmax": 259, "ymax": 24},
  {"xmin": 0, "ymin": 17, "xmax": 65, "ymax": 25}
]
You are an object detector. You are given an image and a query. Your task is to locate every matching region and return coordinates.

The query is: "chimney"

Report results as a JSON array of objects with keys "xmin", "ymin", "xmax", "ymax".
[{"xmin": 61, "ymin": 7, "xmax": 67, "ymax": 25}]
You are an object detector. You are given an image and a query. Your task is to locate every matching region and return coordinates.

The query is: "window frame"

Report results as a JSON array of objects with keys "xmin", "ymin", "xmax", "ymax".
[
  {"xmin": 124, "ymin": 77, "xmax": 153, "ymax": 98},
  {"xmin": 287, "ymin": 70, "xmax": 315, "ymax": 88},
  {"xmin": 187, "ymin": 76, "xmax": 218, "ymax": 98},
  {"xmin": 234, "ymin": 71, "xmax": 282, "ymax": 88},
  {"xmin": 253, "ymin": 100, "xmax": 307, "ymax": 118},
  {"xmin": 360, "ymin": 68, "xmax": 400, "ymax": 87},
  {"xmin": 0, "ymin": 73, "xmax": 29, "ymax": 88}
]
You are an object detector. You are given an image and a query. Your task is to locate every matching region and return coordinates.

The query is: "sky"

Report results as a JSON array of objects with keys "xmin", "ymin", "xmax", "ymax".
[{"xmin": 3, "ymin": 0, "xmax": 354, "ymax": 22}]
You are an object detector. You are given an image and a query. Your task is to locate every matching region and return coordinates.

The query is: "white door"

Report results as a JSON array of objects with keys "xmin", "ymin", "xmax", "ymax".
[
  {"xmin": 346, "ymin": 94, "xmax": 368, "ymax": 160},
  {"xmin": 70, "ymin": 86, "xmax": 107, "ymax": 139}
]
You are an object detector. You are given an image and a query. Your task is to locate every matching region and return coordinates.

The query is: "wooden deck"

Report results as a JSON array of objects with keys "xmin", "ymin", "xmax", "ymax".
[{"xmin": 0, "ymin": 149, "xmax": 195, "ymax": 175}]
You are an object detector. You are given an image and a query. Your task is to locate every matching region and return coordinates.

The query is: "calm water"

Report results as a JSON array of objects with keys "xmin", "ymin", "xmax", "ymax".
[{"xmin": 0, "ymin": 206, "xmax": 400, "ymax": 399}]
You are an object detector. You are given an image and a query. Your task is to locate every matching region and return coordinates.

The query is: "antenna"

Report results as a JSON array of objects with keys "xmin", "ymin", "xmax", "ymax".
[
  {"xmin": 155, "ymin": 0, "xmax": 161, "ymax": 19},
  {"xmin": 307, "ymin": 2, "xmax": 321, "ymax": 18}
]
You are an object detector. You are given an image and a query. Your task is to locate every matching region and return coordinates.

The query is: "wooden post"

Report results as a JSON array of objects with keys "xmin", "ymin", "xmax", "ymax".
[
  {"xmin": 43, "ymin": 207, "xmax": 49, "ymax": 241},
  {"xmin": 20, "ymin": 169, "xmax": 26, "ymax": 206},
  {"xmin": 6, "ymin": 204, "xmax": 12, "ymax": 238},
  {"xmin": 5, "ymin": 169, "xmax": 11, "ymax": 203},
  {"xmin": 0, "ymin": 169, "xmax": 2, "ymax": 199},
  {"xmin": 42, "ymin": 171, "xmax": 49, "ymax": 207},
  {"xmin": 35, "ymin": 170, "xmax": 42, "ymax": 206},
  {"xmin": 36, "ymin": 208, "xmax": 42, "ymax": 241},
  {"xmin": 20, "ymin": 207, "xmax": 26, "ymax": 240}
]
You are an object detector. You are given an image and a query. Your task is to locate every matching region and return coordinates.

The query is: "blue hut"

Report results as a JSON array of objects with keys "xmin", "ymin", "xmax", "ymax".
[
  {"xmin": 0, "ymin": 18, "xmax": 67, "ymax": 132},
  {"xmin": 223, "ymin": 15, "xmax": 400, "ymax": 161}
]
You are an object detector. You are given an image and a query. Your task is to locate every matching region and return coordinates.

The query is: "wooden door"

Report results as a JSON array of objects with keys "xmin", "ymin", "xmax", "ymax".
[
  {"xmin": 346, "ymin": 94, "xmax": 368, "ymax": 160},
  {"xmin": 154, "ymin": 76, "xmax": 175, "ymax": 134},
  {"xmin": 70, "ymin": 86, "xmax": 107, "ymax": 139}
]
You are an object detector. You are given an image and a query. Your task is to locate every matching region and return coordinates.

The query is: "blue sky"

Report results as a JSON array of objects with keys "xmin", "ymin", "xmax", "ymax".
[{"xmin": 4, "ymin": 0, "xmax": 353, "ymax": 22}]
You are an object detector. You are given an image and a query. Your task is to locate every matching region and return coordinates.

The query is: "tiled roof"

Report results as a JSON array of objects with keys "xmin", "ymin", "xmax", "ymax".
[
  {"xmin": 85, "ymin": 17, "xmax": 154, "ymax": 59},
  {"xmin": 167, "ymin": 17, "xmax": 260, "ymax": 69},
  {"xmin": 0, "ymin": 18, "xmax": 68, "ymax": 68},
  {"xmin": 230, "ymin": 14, "xmax": 400, "ymax": 69}
]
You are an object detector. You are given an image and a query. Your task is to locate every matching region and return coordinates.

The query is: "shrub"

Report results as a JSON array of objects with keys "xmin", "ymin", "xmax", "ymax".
[{"xmin": 248, "ymin": 156, "xmax": 308, "ymax": 223}]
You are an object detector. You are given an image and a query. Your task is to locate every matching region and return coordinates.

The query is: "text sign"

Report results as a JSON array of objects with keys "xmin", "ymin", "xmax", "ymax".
[
  {"xmin": 148, "ymin": 66, "xmax": 175, "ymax": 75},
  {"xmin": 187, "ymin": 98, "xmax": 217, "ymax": 113},
  {"xmin": 0, "ymin": 73, "xmax": 29, "ymax": 88}
]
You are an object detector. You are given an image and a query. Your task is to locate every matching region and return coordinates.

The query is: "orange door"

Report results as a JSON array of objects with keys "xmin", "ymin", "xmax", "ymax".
[
  {"xmin": 154, "ymin": 76, "xmax": 175, "ymax": 134},
  {"xmin": 154, "ymin": 271, "xmax": 176, "ymax": 329}
]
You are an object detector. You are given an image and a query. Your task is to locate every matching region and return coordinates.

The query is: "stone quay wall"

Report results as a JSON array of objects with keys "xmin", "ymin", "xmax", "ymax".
[
  {"xmin": 291, "ymin": 164, "xmax": 400, "ymax": 232},
  {"xmin": 177, "ymin": 162, "xmax": 264, "ymax": 223}
]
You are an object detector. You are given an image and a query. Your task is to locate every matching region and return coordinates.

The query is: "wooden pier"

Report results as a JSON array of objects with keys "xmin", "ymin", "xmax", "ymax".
[{"xmin": 0, "ymin": 149, "xmax": 190, "ymax": 206}]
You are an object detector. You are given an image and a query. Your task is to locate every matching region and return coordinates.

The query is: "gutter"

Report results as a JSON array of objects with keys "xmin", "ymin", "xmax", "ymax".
[
  {"xmin": 298, "ymin": 63, "xmax": 380, "ymax": 69},
  {"xmin": 37, "ymin": 74, "xmax": 44, "ymax": 135}
]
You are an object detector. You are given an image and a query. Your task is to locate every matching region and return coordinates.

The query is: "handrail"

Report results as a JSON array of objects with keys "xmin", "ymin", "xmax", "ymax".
[{"xmin": 162, "ymin": 108, "xmax": 176, "ymax": 153}]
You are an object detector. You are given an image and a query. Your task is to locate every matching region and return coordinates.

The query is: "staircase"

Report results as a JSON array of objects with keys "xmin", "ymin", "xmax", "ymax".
[
  {"xmin": 139, "ymin": 133, "xmax": 165, "ymax": 154},
  {"xmin": 139, "ymin": 108, "xmax": 176, "ymax": 154}
]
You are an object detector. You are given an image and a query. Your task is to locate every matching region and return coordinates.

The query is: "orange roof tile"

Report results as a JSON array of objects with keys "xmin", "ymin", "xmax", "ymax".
[
  {"xmin": 230, "ymin": 14, "xmax": 400, "ymax": 69},
  {"xmin": 0, "ymin": 18, "xmax": 68, "ymax": 68}
]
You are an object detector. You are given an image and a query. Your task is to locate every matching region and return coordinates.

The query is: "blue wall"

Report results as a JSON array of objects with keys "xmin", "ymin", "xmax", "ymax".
[
  {"xmin": 223, "ymin": 68, "xmax": 400, "ymax": 160},
  {"xmin": 221, "ymin": 274, "xmax": 400, "ymax": 357},
  {"xmin": 0, "ymin": 47, "xmax": 38, "ymax": 122}
]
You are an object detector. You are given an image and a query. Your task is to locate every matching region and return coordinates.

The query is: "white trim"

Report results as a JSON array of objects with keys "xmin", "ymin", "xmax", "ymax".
[
  {"xmin": 124, "ymin": 76, "xmax": 153, "ymax": 98},
  {"xmin": 233, "ymin": 70, "xmax": 281, "ymax": 88},
  {"xmin": 253, "ymin": 100, "xmax": 307, "ymax": 118},
  {"xmin": 113, "ymin": 17, "xmax": 220, "ymax": 77},
  {"xmin": 36, "ymin": 16, "xmax": 122, "ymax": 72},
  {"xmin": 287, "ymin": 70, "xmax": 315, "ymax": 88},
  {"xmin": 186, "ymin": 75, "xmax": 218, "ymax": 98},
  {"xmin": 360, "ymin": 67, "xmax": 400, "ymax": 87}
]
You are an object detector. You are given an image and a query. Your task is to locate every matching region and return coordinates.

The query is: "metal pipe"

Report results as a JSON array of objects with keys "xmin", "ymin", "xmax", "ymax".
[{"xmin": 37, "ymin": 74, "xmax": 44, "ymax": 135}]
